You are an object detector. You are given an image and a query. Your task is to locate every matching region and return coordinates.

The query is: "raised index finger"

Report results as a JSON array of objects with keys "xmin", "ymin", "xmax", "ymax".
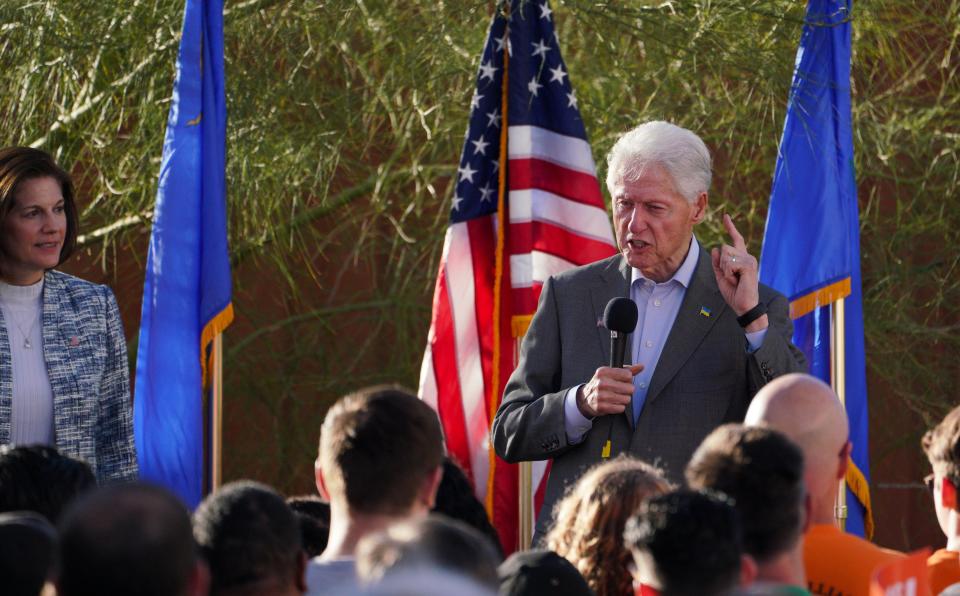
[{"xmin": 723, "ymin": 213, "xmax": 747, "ymax": 252}]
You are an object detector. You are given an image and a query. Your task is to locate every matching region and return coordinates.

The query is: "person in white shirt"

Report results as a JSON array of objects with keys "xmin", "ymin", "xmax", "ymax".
[
  {"xmin": 305, "ymin": 386, "xmax": 444, "ymax": 595},
  {"xmin": 0, "ymin": 146, "xmax": 136, "ymax": 483}
]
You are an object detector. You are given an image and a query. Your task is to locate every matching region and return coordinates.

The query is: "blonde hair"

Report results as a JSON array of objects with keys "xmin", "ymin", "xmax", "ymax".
[{"xmin": 546, "ymin": 457, "xmax": 671, "ymax": 596}]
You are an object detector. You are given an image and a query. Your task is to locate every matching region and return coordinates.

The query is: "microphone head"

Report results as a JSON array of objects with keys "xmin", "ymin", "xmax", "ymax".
[{"xmin": 603, "ymin": 297, "xmax": 639, "ymax": 334}]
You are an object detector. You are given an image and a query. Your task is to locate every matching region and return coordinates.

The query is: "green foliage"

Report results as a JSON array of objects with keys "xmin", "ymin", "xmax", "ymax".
[{"xmin": 0, "ymin": 0, "xmax": 956, "ymax": 493}]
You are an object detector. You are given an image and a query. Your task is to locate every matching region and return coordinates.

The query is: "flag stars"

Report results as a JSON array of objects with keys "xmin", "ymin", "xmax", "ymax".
[
  {"xmin": 566, "ymin": 90, "xmax": 578, "ymax": 108},
  {"xmin": 452, "ymin": 193, "xmax": 465, "ymax": 211},
  {"xmin": 486, "ymin": 108, "xmax": 502, "ymax": 128},
  {"xmin": 478, "ymin": 60, "xmax": 498, "ymax": 82},
  {"xmin": 458, "ymin": 163, "xmax": 478, "ymax": 184},
  {"xmin": 479, "ymin": 182, "xmax": 495, "ymax": 203},
  {"xmin": 531, "ymin": 39, "xmax": 550, "ymax": 58},
  {"xmin": 470, "ymin": 92, "xmax": 483, "ymax": 111},
  {"xmin": 471, "ymin": 135, "xmax": 491, "ymax": 156},
  {"xmin": 528, "ymin": 76, "xmax": 543, "ymax": 97},
  {"xmin": 539, "ymin": 2, "xmax": 553, "ymax": 20},
  {"xmin": 491, "ymin": 159, "xmax": 499, "ymax": 174},
  {"xmin": 493, "ymin": 33, "xmax": 507, "ymax": 52},
  {"xmin": 549, "ymin": 64, "xmax": 567, "ymax": 85}
]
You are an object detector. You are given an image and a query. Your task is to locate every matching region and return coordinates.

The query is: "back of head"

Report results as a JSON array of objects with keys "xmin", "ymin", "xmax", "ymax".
[
  {"xmin": 319, "ymin": 385, "xmax": 444, "ymax": 515},
  {"xmin": 686, "ymin": 424, "xmax": 806, "ymax": 564},
  {"xmin": 0, "ymin": 445, "xmax": 96, "ymax": 523},
  {"xmin": 432, "ymin": 457, "xmax": 503, "ymax": 557},
  {"xmin": 624, "ymin": 489, "xmax": 743, "ymax": 596},
  {"xmin": 547, "ymin": 456, "xmax": 670, "ymax": 596},
  {"xmin": 923, "ymin": 403, "xmax": 960, "ymax": 486},
  {"xmin": 287, "ymin": 495, "xmax": 331, "ymax": 558},
  {"xmin": 498, "ymin": 549, "xmax": 593, "ymax": 596},
  {"xmin": 605, "ymin": 120, "xmax": 712, "ymax": 203},
  {"xmin": 58, "ymin": 483, "xmax": 199, "ymax": 596},
  {"xmin": 194, "ymin": 481, "xmax": 304, "ymax": 595},
  {"xmin": 744, "ymin": 373, "xmax": 848, "ymax": 503},
  {"xmin": 355, "ymin": 515, "xmax": 501, "ymax": 590},
  {"xmin": 0, "ymin": 511, "xmax": 58, "ymax": 596}
]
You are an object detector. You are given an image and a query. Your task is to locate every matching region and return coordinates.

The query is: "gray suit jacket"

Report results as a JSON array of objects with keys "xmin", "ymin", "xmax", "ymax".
[{"xmin": 491, "ymin": 251, "xmax": 805, "ymax": 537}]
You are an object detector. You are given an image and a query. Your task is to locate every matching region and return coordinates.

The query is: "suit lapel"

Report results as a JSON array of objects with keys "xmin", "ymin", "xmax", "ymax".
[
  {"xmin": 645, "ymin": 250, "xmax": 726, "ymax": 404},
  {"xmin": 588, "ymin": 256, "xmax": 632, "ymax": 369},
  {"xmin": 42, "ymin": 272, "xmax": 77, "ymax": 450}
]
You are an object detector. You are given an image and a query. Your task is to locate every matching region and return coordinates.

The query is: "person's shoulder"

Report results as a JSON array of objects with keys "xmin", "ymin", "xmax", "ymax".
[
  {"xmin": 305, "ymin": 557, "xmax": 357, "ymax": 595},
  {"xmin": 806, "ymin": 524, "xmax": 904, "ymax": 562},
  {"xmin": 929, "ymin": 548, "xmax": 960, "ymax": 565},
  {"xmin": 45, "ymin": 270, "xmax": 116, "ymax": 311},
  {"xmin": 46, "ymin": 270, "xmax": 109, "ymax": 295}
]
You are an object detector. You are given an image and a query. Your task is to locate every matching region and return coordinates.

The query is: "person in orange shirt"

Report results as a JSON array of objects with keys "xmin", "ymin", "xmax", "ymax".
[
  {"xmin": 744, "ymin": 373, "xmax": 904, "ymax": 596},
  {"xmin": 923, "ymin": 403, "xmax": 960, "ymax": 595}
]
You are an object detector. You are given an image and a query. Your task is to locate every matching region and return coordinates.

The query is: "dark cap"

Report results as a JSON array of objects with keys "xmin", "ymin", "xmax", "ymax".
[{"xmin": 498, "ymin": 549, "xmax": 594, "ymax": 596}]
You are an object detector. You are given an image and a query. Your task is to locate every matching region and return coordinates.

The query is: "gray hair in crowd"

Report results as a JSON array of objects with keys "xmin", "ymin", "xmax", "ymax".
[{"xmin": 605, "ymin": 121, "xmax": 712, "ymax": 203}]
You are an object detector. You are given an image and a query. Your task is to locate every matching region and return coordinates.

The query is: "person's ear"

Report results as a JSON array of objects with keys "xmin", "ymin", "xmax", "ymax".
[
  {"xmin": 315, "ymin": 458, "xmax": 330, "ymax": 501},
  {"xmin": 187, "ymin": 559, "xmax": 211, "ymax": 596},
  {"xmin": 837, "ymin": 441, "xmax": 852, "ymax": 480},
  {"xmin": 801, "ymin": 492, "xmax": 813, "ymax": 534},
  {"xmin": 943, "ymin": 477, "xmax": 958, "ymax": 510},
  {"xmin": 295, "ymin": 550, "xmax": 309, "ymax": 592},
  {"xmin": 739, "ymin": 553, "xmax": 758, "ymax": 587},
  {"xmin": 420, "ymin": 465, "xmax": 444, "ymax": 510},
  {"xmin": 690, "ymin": 192, "xmax": 708, "ymax": 224}
]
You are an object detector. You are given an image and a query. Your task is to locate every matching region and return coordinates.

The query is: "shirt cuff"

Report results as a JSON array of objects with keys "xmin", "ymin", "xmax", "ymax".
[
  {"xmin": 563, "ymin": 385, "xmax": 593, "ymax": 444},
  {"xmin": 745, "ymin": 328, "xmax": 768, "ymax": 353}
]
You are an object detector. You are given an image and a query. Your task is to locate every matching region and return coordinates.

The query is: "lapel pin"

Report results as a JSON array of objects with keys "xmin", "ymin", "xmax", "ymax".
[
  {"xmin": 699, "ymin": 306, "xmax": 712, "ymax": 318},
  {"xmin": 69, "ymin": 336, "xmax": 80, "ymax": 346},
  {"xmin": 596, "ymin": 317, "xmax": 603, "ymax": 328}
]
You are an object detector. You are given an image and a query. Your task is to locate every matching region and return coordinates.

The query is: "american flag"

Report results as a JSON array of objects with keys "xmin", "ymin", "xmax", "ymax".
[{"xmin": 418, "ymin": 0, "xmax": 616, "ymax": 552}]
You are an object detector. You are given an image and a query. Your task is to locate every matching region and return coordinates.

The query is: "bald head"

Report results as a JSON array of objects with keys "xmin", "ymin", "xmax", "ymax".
[{"xmin": 745, "ymin": 374, "xmax": 849, "ymax": 518}]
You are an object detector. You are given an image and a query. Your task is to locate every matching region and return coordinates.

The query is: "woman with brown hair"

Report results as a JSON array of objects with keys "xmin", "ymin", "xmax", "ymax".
[
  {"xmin": 546, "ymin": 456, "xmax": 670, "ymax": 596},
  {"xmin": 0, "ymin": 146, "xmax": 136, "ymax": 483}
]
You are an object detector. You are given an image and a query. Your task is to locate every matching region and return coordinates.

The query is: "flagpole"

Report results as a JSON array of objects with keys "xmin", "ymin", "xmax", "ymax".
[
  {"xmin": 211, "ymin": 334, "xmax": 224, "ymax": 491},
  {"xmin": 831, "ymin": 297, "xmax": 848, "ymax": 530},
  {"xmin": 516, "ymin": 332, "xmax": 534, "ymax": 549}
]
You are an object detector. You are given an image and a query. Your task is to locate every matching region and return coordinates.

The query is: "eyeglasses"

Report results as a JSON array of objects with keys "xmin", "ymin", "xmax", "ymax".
[{"xmin": 924, "ymin": 473, "xmax": 936, "ymax": 493}]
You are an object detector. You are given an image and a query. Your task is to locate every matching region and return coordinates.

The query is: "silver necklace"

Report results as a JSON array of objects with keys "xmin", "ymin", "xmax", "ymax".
[{"xmin": 8, "ymin": 311, "xmax": 40, "ymax": 349}]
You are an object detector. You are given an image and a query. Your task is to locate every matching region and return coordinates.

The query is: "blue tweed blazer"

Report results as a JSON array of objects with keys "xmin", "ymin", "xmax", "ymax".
[{"xmin": 0, "ymin": 270, "xmax": 138, "ymax": 483}]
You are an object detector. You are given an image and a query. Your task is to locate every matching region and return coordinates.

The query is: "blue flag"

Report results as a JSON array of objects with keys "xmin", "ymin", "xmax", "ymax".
[
  {"xmin": 134, "ymin": 0, "xmax": 232, "ymax": 509},
  {"xmin": 759, "ymin": 0, "xmax": 871, "ymax": 537}
]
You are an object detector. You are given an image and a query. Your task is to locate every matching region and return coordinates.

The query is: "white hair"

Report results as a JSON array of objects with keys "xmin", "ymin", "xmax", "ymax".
[{"xmin": 605, "ymin": 121, "xmax": 712, "ymax": 203}]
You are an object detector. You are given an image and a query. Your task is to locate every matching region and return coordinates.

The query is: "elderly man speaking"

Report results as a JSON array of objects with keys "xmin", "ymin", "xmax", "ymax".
[{"xmin": 492, "ymin": 121, "xmax": 806, "ymax": 539}]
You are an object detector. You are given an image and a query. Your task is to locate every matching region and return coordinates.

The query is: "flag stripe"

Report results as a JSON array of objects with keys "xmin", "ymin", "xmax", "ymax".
[
  {"xmin": 509, "ymin": 251, "xmax": 577, "ymax": 288},
  {"xmin": 509, "ymin": 158, "xmax": 604, "ymax": 206},
  {"xmin": 466, "ymin": 216, "xmax": 497, "ymax": 421},
  {"xmin": 508, "ymin": 125, "xmax": 597, "ymax": 175},
  {"xmin": 425, "ymin": 241, "xmax": 474, "ymax": 481},
  {"xmin": 509, "ymin": 188, "xmax": 613, "ymax": 244},
  {"xmin": 418, "ymin": 344, "xmax": 439, "ymax": 410},
  {"xmin": 509, "ymin": 221, "xmax": 619, "ymax": 267},
  {"xmin": 510, "ymin": 284, "xmax": 544, "ymax": 320},
  {"xmin": 445, "ymin": 223, "xmax": 492, "ymax": 501}
]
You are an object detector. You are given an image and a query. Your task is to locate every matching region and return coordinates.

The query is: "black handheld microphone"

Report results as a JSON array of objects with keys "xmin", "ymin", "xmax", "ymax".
[
  {"xmin": 599, "ymin": 297, "xmax": 639, "ymax": 459},
  {"xmin": 603, "ymin": 297, "xmax": 639, "ymax": 367}
]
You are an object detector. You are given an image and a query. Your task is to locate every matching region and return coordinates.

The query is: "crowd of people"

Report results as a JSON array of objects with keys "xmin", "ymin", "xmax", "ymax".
[
  {"xmin": 0, "ymin": 379, "xmax": 956, "ymax": 595},
  {"xmin": 0, "ymin": 128, "xmax": 957, "ymax": 595}
]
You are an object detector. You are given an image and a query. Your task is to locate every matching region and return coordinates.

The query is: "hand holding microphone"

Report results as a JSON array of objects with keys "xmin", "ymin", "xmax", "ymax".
[{"xmin": 575, "ymin": 297, "xmax": 643, "ymax": 419}]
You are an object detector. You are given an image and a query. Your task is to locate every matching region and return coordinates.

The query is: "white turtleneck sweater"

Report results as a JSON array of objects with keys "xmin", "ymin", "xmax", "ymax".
[{"xmin": 0, "ymin": 279, "xmax": 55, "ymax": 445}]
